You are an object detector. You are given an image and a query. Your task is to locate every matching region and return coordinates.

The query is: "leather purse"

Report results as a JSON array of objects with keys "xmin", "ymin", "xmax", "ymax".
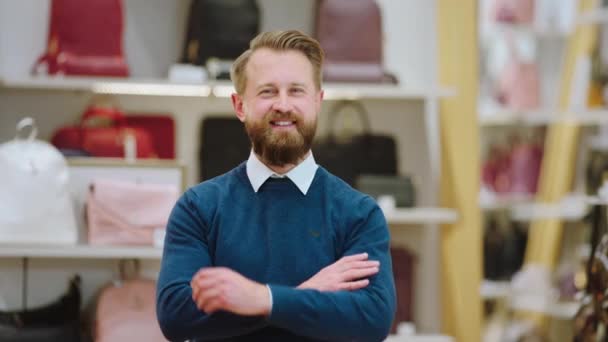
[
  {"xmin": 0, "ymin": 275, "xmax": 82, "ymax": 342},
  {"xmin": 51, "ymin": 106, "xmax": 158, "ymax": 159},
  {"xmin": 315, "ymin": 0, "xmax": 397, "ymax": 83},
  {"xmin": 86, "ymin": 179, "xmax": 178, "ymax": 246},
  {"xmin": 313, "ymin": 101, "xmax": 398, "ymax": 186},
  {"xmin": 355, "ymin": 174, "xmax": 416, "ymax": 208},
  {"xmin": 182, "ymin": 0, "xmax": 260, "ymax": 78},
  {"xmin": 0, "ymin": 118, "xmax": 78, "ymax": 245},
  {"xmin": 94, "ymin": 279, "xmax": 166, "ymax": 342},
  {"xmin": 492, "ymin": 0, "xmax": 535, "ymax": 24},
  {"xmin": 32, "ymin": 0, "xmax": 128, "ymax": 77}
]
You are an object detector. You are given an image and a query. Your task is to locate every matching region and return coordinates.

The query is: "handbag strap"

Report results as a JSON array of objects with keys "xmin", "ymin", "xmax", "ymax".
[
  {"xmin": 326, "ymin": 100, "xmax": 372, "ymax": 138},
  {"xmin": 80, "ymin": 106, "xmax": 127, "ymax": 127},
  {"xmin": 14, "ymin": 117, "xmax": 38, "ymax": 141}
]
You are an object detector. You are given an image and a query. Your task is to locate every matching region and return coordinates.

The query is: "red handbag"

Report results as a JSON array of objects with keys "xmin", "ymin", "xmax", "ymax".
[
  {"xmin": 51, "ymin": 106, "xmax": 158, "ymax": 159},
  {"xmin": 32, "ymin": 0, "xmax": 129, "ymax": 77}
]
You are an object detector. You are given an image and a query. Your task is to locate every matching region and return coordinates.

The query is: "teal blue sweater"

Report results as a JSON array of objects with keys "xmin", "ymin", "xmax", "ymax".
[{"xmin": 156, "ymin": 163, "xmax": 396, "ymax": 341}]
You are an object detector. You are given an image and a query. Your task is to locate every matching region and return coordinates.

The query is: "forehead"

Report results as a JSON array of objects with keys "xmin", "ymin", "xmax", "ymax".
[{"xmin": 245, "ymin": 48, "xmax": 314, "ymax": 88}]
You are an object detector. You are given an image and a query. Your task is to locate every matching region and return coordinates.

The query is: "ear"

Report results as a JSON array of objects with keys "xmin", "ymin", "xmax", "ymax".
[
  {"xmin": 315, "ymin": 89, "xmax": 324, "ymax": 113},
  {"xmin": 231, "ymin": 93, "xmax": 246, "ymax": 122}
]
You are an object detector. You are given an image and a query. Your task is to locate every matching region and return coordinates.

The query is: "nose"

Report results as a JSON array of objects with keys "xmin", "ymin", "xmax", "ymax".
[{"xmin": 271, "ymin": 92, "xmax": 293, "ymax": 113}]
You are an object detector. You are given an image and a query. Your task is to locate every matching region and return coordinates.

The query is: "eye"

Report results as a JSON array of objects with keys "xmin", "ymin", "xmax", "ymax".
[
  {"xmin": 291, "ymin": 87, "xmax": 305, "ymax": 94},
  {"xmin": 258, "ymin": 88, "xmax": 275, "ymax": 96}
]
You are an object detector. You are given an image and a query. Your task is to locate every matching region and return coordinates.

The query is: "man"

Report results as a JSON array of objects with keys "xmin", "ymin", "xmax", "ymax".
[{"xmin": 157, "ymin": 30, "xmax": 396, "ymax": 341}]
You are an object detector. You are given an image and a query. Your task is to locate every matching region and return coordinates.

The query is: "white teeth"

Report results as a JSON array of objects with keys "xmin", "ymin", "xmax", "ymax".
[{"xmin": 274, "ymin": 121, "xmax": 293, "ymax": 126}]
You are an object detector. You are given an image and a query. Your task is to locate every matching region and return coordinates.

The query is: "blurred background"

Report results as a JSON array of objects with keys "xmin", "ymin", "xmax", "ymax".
[{"xmin": 1, "ymin": 0, "xmax": 608, "ymax": 341}]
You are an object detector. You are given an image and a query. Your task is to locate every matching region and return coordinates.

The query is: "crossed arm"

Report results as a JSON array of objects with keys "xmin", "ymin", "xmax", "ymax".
[{"xmin": 157, "ymin": 193, "xmax": 396, "ymax": 341}]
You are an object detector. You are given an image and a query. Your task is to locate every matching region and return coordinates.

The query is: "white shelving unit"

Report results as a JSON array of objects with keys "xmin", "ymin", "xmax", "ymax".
[
  {"xmin": 384, "ymin": 208, "xmax": 459, "ymax": 225},
  {"xmin": 0, "ymin": 75, "xmax": 454, "ymax": 101},
  {"xmin": 0, "ymin": 243, "xmax": 162, "ymax": 260},
  {"xmin": 0, "ymin": 0, "xmax": 455, "ymax": 335},
  {"xmin": 479, "ymin": 109, "xmax": 608, "ymax": 127}
]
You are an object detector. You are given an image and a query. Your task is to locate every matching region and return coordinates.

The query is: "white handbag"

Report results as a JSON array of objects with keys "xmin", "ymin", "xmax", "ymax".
[{"xmin": 0, "ymin": 118, "xmax": 78, "ymax": 244}]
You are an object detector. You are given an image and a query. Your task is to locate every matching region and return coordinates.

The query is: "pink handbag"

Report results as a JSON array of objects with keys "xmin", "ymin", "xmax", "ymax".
[
  {"xmin": 94, "ymin": 279, "xmax": 167, "ymax": 342},
  {"xmin": 493, "ymin": 0, "xmax": 535, "ymax": 24},
  {"xmin": 495, "ymin": 37, "xmax": 540, "ymax": 111},
  {"xmin": 86, "ymin": 179, "xmax": 178, "ymax": 246}
]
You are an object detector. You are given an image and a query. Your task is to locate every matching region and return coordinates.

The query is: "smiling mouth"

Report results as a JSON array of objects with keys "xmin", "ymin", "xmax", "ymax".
[{"xmin": 270, "ymin": 120, "xmax": 296, "ymax": 127}]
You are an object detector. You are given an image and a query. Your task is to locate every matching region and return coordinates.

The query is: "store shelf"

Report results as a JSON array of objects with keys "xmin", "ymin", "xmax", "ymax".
[
  {"xmin": 0, "ymin": 243, "xmax": 162, "ymax": 259},
  {"xmin": 479, "ymin": 192, "xmax": 535, "ymax": 210},
  {"xmin": 510, "ymin": 295, "xmax": 580, "ymax": 320},
  {"xmin": 510, "ymin": 195, "xmax": 589, "ymax": 221},
  {"xmin": 384, "ymin": 207, "xmax": 459, "ymax": 225},
  {"xmin": 479, "ymin": 109, "xmax": 608, "ymax": 127},
  {"xmin": 480, "ymin": 280, "xmax": 510, "ymax": 300},
  {"xmin": 0, "ymin": 75, "xmax": 455, "ymax": 100}
]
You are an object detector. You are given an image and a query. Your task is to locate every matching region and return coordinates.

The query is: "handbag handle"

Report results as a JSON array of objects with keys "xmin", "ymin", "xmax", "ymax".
[
  {"xmin": 326, "ymin": 100, "xmax": 372, "ymax": 138},
  {"xmin": 15, "ymin": 117, "xmax": 38, "ymax": 141},
  {"xmin": 80, "ymin": 106, "xmax": 127, "ymax": 127}
]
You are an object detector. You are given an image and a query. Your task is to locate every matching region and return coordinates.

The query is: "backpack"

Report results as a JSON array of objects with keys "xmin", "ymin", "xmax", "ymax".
[
  {"xmin": 181, "ymin": 0, "xmax": 260, "ymax": 77},
  {"xmin": 32, "ymin": 0, "xmax": 129, "ymax": 77},
  {"xmin": 315, "ymin": 0, "xmax": 397, "ymax": 83}
]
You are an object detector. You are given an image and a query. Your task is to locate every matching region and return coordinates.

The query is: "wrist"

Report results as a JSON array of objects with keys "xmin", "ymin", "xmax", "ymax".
[{"xmin": 257, "ymin": 283, "xmax": 271, "ymax": 316}]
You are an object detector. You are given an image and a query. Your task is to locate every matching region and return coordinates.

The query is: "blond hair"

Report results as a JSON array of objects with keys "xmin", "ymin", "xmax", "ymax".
[{"xmin": 230, "ymin": 30, "xmax": 324, "ymax": 95}]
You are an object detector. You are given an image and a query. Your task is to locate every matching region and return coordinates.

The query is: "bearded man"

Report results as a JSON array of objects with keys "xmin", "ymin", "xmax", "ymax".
[{"xmin": 156, "ymin": 30, "xmax": 396, "ymax": 342}]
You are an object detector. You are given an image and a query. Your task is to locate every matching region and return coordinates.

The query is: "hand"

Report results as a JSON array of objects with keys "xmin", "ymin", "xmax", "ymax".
[
  {"xmin": 191, "ymin": 267, "xmax": 270, "ymax": 316},
  {"xmin": 297, "ymin": 252, "xmax": 379, "ymax": 292}
]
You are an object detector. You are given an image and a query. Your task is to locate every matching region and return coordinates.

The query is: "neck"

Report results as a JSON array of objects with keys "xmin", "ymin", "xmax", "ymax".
[{"xmin": 257, "ymin": 150, "xmax": 310, "ymax": 175}]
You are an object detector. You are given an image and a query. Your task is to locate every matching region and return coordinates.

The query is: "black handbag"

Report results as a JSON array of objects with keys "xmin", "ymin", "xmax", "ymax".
[
  {"xmin": 199, "ymin": 116, "xmax": 251, "ymax": 181},
  {"xmin": 181, "ymin": 0, "xmax": 260, "ymax": 78},
  {"xmin": 313, "ymin": 100, "xmax": 398, "ymax": 186},
  {"xmin": 0, "ymin": 275, "xmax": 82, "ymax": 342},
  {"xmin": 355, "ymin": 174, "xmax": 415, "ymax": 207}
]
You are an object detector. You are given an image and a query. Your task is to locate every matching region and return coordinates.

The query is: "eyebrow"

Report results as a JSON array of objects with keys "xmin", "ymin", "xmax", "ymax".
[{"xmin": 255, "ymin": 82, "xmax": 308, "ymax": 91}]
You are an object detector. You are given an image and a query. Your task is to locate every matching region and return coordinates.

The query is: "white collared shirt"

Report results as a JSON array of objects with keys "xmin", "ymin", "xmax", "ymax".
[{"xmin": 246, "ymin": 150, "xmax": 318, "ymax": 195}]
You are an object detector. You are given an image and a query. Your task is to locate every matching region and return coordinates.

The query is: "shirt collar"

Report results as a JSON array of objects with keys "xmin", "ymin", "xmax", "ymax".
[{"xmin": 246, "ymin": 150, "xmax": 318, "ymax": 195}]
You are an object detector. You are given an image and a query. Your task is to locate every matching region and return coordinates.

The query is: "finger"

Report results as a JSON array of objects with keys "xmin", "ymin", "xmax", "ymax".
[
  {"xmin": 338, "ymin": 279, "xmax": 370, "ymax": 291},
  {"xmin": 203, "ymin": 296, "xmax": 226, "ymax": 314},
  {"xmin": 341, "ymin": 267, "xmax": 379, "ymax": 282},
  {"xmin": 343, "ymin": 260, "xmax": 380, "ymax": 270},
  {"xmin": 196, "ymin": 286, "xmax": 224, "ymax": 311},
  {"xmin": 337, "ymin": 253, "xmax": 368, "ymax": 264},
  {"xmin": 192, "ymin": 275, "xmax": 223, "ymax": 302}
]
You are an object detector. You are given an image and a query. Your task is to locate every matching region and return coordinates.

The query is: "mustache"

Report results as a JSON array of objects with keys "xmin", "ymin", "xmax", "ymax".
[{"xmin": 266, "ymin": 111, "xmax": 297, "ymax": 121}]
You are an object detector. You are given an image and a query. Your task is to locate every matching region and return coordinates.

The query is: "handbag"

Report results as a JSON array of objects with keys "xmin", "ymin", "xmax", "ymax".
[
  {"xmin": 0, "ymin": 118, "xmax": 78, "ymax": 245},
  {"xmin": 494, "ymin": 36, "xmax": 540, "ymax": 111},
  {"xmin": 181, "ymin": 0, "xmax": 260, "ymax": 78},
  {"xmin": 32, "ymin": 0, "xmax": 128, "ymax": 77},
  {"xmin": 94, "ymin": 278, "xmax": 166, "ymax": 342},
  {"xmin": 313, "ymin": 101, "xmax": 398, "ymax": 186},
  {"xmin": 492, "ymin": 0, "xmax": 535, "ymax": 24},
  {"xmin": 87, "ymin": 179, "xmax": 178, "ymax": 246},
  {"xmin": 199, "ymin": 116, "xmax": 251, "ymax": 181},
  {"xmin": 355, "ymin": 174, "xmax": 416, "ymax": 208},
  {"xmin": 51, "ymin": 106, "xmax": 158, "ymax": 159},
  {"xmin": 0, "ymin": 275, "xmax": 82, "ymax": 342},
  {"xmin": 315, "ymin": 0, "xmax": 397, "ymax": 83}
]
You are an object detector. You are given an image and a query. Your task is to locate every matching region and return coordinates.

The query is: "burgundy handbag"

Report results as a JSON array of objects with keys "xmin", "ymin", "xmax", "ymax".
[
  {"xmin": 51, "ymin": 106, "xmax": 158, "ymax": 159},
  {"xmin": 32, "ymin": 0, "xmax": 129, "ymax": 77},
  {"xmin": 315, "ymin": 0, "xmax": 397, "ymax": 83}
]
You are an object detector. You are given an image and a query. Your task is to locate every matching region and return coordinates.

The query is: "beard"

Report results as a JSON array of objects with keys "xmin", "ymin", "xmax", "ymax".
[{"xmin": 245, "ymin": 111, "xmax": 317, "ymax": 166}]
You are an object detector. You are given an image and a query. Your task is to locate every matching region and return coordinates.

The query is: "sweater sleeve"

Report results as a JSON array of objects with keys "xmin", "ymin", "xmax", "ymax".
[
  {"xmin": 266, "ymin": 200, "xmax": 397, "ymax": 342},
  {"xmin": 156, "ymin": 190, "xmax": 267, "ymax": 341}
]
